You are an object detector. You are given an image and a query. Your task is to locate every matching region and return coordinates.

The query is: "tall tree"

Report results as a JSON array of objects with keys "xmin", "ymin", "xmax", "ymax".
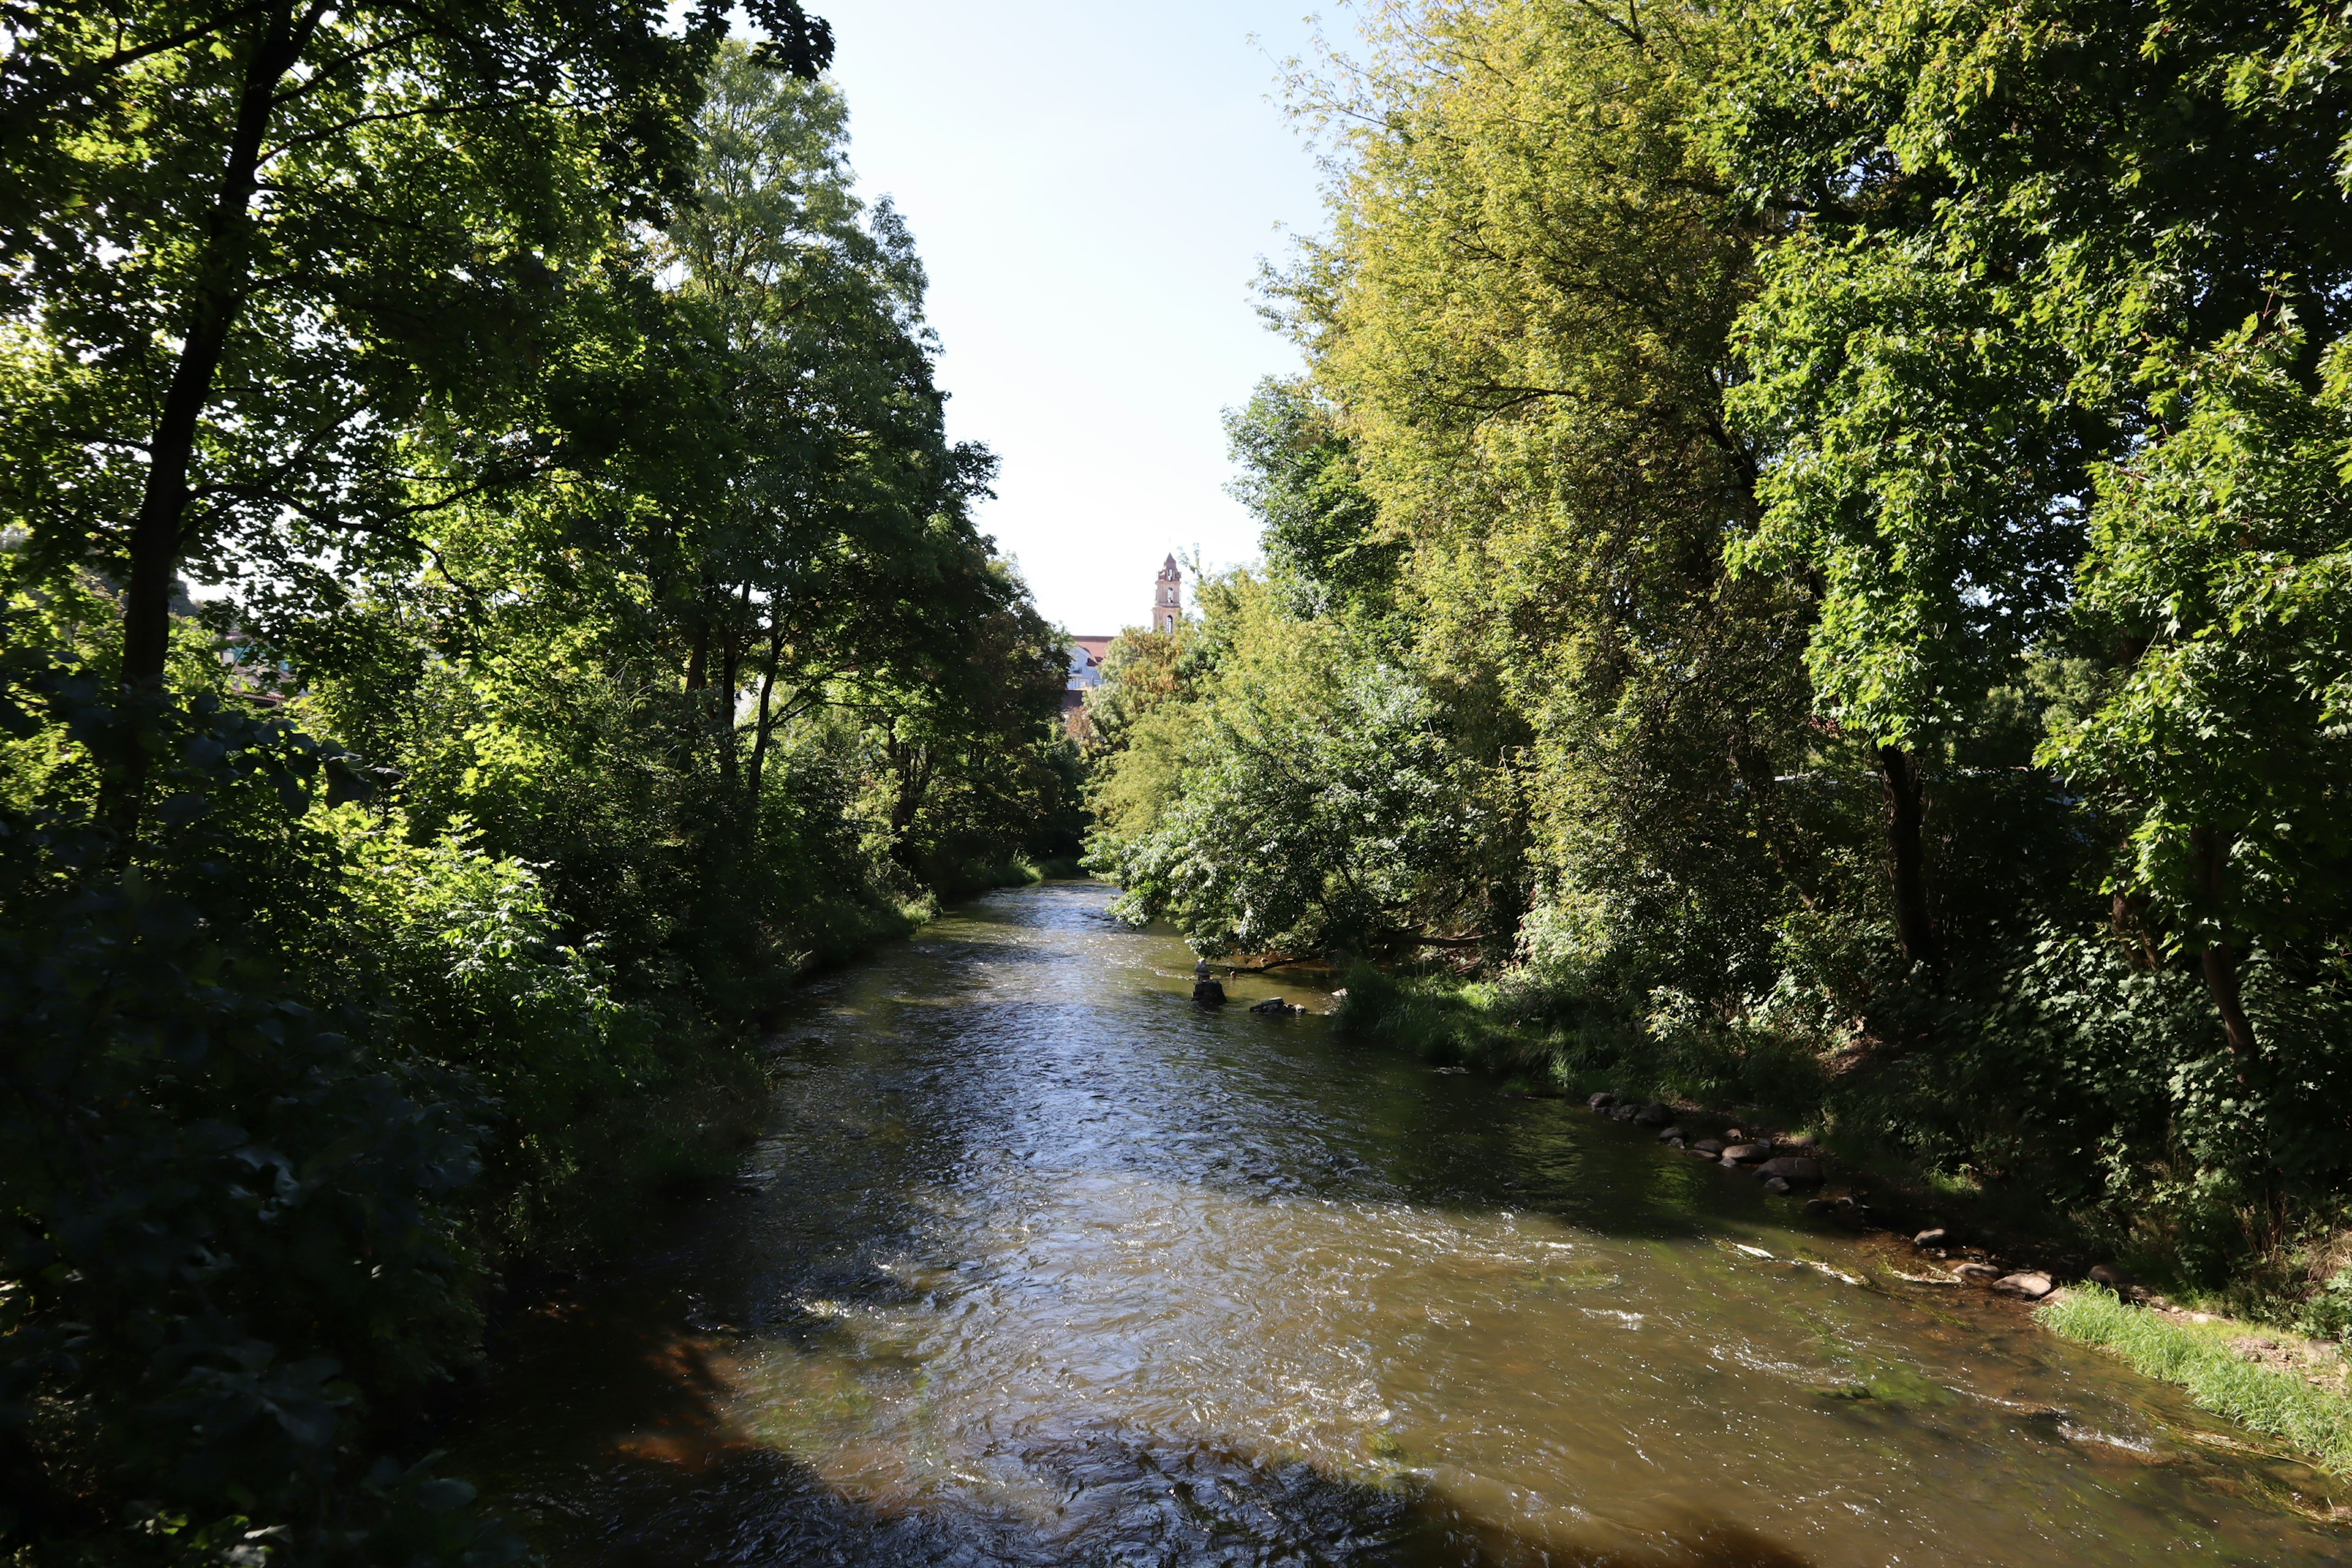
[{"xmin": 0, "ymin": 0, "xmax": 832, "ymax": 832}]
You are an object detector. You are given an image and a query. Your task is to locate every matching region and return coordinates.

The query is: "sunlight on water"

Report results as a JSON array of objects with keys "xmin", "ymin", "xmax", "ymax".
[{"xmin": 462, "ymin": 883, "xmax": 2352, "ymax": 1566}]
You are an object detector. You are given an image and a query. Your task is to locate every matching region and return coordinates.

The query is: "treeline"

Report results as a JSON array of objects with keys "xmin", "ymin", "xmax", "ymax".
[
  {"xmin": 1091, "ymin": 0, "xmax": 2352, "ymax": 1322},
  {"xmin": 2, "ymin": 4, "xmax": 1075, "ymax": 1561}
]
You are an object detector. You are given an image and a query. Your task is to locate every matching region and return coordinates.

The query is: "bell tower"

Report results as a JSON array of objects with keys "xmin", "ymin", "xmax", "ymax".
[{"xmin": 1151, "ymin": 554, "xmax": 1182, "ymax": 634}]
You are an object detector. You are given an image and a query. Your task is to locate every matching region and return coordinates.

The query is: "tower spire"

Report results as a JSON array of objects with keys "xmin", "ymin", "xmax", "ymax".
[{"xmin": 1152, "ymin": 554, "xmax": 1182, "ymax": 634}]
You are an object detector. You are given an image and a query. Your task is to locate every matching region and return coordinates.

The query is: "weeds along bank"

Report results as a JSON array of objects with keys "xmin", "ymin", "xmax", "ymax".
[
  {"xmin": 1088, "ymin": 1, "xmax": 2352, "ymax": 1338},
  {"xmin": 1, "ymin": 15, "xmax": 1080, "ymax": 1563}
]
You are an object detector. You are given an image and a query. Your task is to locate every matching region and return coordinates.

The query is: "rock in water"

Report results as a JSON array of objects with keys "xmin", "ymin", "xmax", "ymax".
[
  {"xmin": 1756, "ymin": 1156, "xmax": 1822, "ymax": 1188},
  {"xmin": 1192, "ymin": 979, "xmax": 1227, "ymax": 1006},
  {"xmin": 1721, "ymin": 1143, "xmax": 1771, "ymax": 1164},
  {"xmin": 1248, "ymin": 997, "xmax": 1297, "ymax": 1016},
  {"xmin": 1588, "ymin": 1091, "xmax": 1616, "ymax": 1110},
  {"xmin": 1691, "ymin": 1139, "xmax": 1724, "ymax": 1157},
  {"xmin": 1762, "ymin": 1175, "xmax": 1793, "ymax": 1194},
  {"xmin": 1995, "ymin": 1272, "xmax": 2055, "ymax": 1300},
  {"xmin": 1657, "ymin": 1125, "xmax": 1686, "ymax": 1142},
  {"xmin": 1951, "ymin": 1262, "xmax": 2004, "ymax": 1286},
  {"xmin": 1913, "ymin": 1227, "xmax": 1950, "ymax": 1250},
  {"xmin": 1633, "ymin": 1102, "xmax": 1674, "ymax": 1126}
]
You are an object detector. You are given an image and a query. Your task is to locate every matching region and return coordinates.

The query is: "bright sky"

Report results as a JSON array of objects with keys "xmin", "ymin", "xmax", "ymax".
[{"xmin": 818, "ymin": 1, "xmax": 1330, "ymax": 635}]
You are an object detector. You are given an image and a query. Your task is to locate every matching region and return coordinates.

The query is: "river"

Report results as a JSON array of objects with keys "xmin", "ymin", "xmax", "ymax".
[{"xmin": 462, "ymin": 882, "xmax": 2348, "ymax": 1565}]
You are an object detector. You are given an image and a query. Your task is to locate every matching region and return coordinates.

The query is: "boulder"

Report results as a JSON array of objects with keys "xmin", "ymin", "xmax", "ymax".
[
  {"xmin": 1756, "ymin": 1156, "xmax": 1822, "ymax": 1188},
  {"xmin": 1588, "ymin": 1091, "xmax": 1617, "ymax": 1110},
  {"xmin": 1633, "ymin": 1102, "xmax": 1675, "ymax": 1127},
  {"xmin": 1192, "ymin": 979, "xmax": 1227, "ymax": 1006},
  {"xmin": 1994, "ymin": 1272, "xmax": 2056, "ymax": 1300},
  {"xmin": 1691, "ymin": 1139, "xmax": 1725, "ymax": 1157},
  {"xmin": 1912, "ymin": 1228, "xmax": 1950, "ymax": 1250},
  {"xmin": 1762, "ymin": 1175, "xmax": 1793, "ymax": 1194},
  {"xmin": 1248, "ymin": 997, "xmax": 1295, "ymax": 1016},
  {"xmin": 1610, "ymin": 1104, "xmax": 1638, "ymax": 1121},
  {"xmin": 1721, "ymin": 1143, "xmax": 1771, "ymax": 1164},
  {"xmin": 1952, "ymin": 1262, "xmax": 2004, "ymax": 1286}
]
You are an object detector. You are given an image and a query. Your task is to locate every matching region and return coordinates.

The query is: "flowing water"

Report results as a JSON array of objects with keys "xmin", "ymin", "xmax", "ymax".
[{"xmin": 464, "ymin": 883, "xmax": 2349, "ymax": 1565}]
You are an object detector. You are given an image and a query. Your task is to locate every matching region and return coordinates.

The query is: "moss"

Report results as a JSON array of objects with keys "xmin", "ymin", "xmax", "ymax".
[{"xmin": 2038, "ymin": 1286, "xmax": 2352, "ymax": 1474}]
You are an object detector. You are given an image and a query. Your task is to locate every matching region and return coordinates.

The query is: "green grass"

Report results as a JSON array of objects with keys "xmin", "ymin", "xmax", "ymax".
[{"xmin": 2038, "ymin": 1285, "xmax": 2352, "ymax": 1473}]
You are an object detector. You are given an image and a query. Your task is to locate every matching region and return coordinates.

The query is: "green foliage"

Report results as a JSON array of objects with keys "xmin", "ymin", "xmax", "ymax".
[
  {"xmin": 1099, "ymin": 0, "xmax": 2352, "ymax": 1334},
  {"xmin": 1, "ymin": 15, "xmax": 1075, "ymax": 1563},
  {"xmin": 1091, "ymin": 570, "xmax": 1520, "ymax": 962},
  {"xmin": 0, "ymin": 636, "xmax": 518, "ymax": 1562}
]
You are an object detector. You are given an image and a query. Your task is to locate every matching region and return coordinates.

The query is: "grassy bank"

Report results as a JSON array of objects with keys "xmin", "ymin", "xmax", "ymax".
[{"xmin": 2040, "ymin": 1287, "xmax": 2352, "ymax": 1474}]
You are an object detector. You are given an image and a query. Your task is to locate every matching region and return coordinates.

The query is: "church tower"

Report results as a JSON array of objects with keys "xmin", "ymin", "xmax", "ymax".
[{"xmin": 1151, "ymin": 554, "xmax": 1182, "ymax": 634}]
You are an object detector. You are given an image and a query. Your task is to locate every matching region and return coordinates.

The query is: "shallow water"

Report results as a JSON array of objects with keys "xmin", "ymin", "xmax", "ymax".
[{"xmin": 464, "ymin": 883, "xmax": 2349, "ymax": 1565}]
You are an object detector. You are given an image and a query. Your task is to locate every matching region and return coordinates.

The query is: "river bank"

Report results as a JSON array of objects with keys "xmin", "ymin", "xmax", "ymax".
[{"xmin": 1323, "ymin": 958, "xmax": 2352, "ymax": 1485}]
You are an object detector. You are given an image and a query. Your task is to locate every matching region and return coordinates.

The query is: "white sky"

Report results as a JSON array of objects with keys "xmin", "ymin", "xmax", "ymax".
[{"xmin": 818, "ymin": 1, "xmax": 1330, "ymax": 635}]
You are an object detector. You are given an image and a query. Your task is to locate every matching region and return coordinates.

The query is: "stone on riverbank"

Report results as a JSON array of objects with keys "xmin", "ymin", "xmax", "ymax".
[
  {"xmin": 2087, "ymin": 1263, "xmax": 2129, "ymax": 1289},
  {"xmin": 1659, "ymin": 1125, "xmax": 1685, "ymax": 1142},
  {"xmin": 1691, "ymin": 1139, "xmax": 1724, "ymax": 1157},
  {"xmin": 1721, "ymin": 1143, "xmax": 1771, "ymax": 1164},
  {"xmin": 1996, "ymin": 1272, "xmax": 2056, "ymax": 1300},
  {"xmin": 1634, "ymin": 1102, "xmax": 1674, "ymax": 1126},
  {"xmin": 1953, "ymin": 1262, "xmax": 2004, "ymax": 1286},
  {"xmin": 1762, "ymin": 1176, "xmax": 1792, "ymax": 1194},
  {"xmin": 1588, "ymin": 1092, "xmax": 1616, "ymax": 1110},
  {"xmin": 1913, "ymin": 1228, "xmax": 1949, "ymax": 1250},
  {"xmin": 1756, "ymin": 1156, "xmax": 1822, "ymax": 1188}
]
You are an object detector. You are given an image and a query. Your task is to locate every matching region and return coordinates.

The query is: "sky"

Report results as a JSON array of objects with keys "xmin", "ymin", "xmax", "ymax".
[{"xmin": 816, "ymin": 1, "xmax": 1333, "ymax": 635}]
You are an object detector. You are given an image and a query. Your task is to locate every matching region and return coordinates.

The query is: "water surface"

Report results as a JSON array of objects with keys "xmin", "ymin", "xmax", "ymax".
[{"xmin": 465, "ymin": 883, "xmax": 2348, "ymax": 1565}]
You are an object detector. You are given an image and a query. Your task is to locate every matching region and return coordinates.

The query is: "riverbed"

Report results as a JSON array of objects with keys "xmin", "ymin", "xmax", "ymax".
[{"xmin": 462, "ymin": 881, "xmax": 2348, "ymax": 1564}]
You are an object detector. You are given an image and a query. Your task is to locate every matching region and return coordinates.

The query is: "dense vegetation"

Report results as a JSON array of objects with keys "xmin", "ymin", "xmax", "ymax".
[
  {"xmin": 1090, "ymin": 0, "xmax": 2352, "ymax": 1326},
  {"xmin": 1, "ymin": 4, "xmax": 1077, "ymax": 1560}
]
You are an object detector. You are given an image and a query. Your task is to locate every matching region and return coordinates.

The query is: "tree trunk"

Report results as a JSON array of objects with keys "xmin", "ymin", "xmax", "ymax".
[
  {"xmin": 1877, "ymin": 744, "xmax": 1937, "ymax": 972},
  {"xmin": 2190, "ymin": 827, "xmax": 2259, "ymax": 1082},
  {"xmin": 107, "ymin": 1, "xmax": 322, "ymax": 835},
  {"xmin": 716, "ymin": 617, "xmax": 742, "ymax": 786},
  {"xmin": 745, "ymin": 620, "xmax": 785, "ymax": 812}
]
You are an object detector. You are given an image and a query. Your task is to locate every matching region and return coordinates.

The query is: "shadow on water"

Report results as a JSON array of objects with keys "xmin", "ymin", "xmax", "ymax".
[{"xmin": 486, "ymin": 1315, "xmax": 1822, "ymax": 1568}]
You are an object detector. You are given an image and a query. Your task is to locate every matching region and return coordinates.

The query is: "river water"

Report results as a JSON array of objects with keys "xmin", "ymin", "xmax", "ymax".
[{"xmin": 464, "ymin": 883, "xmax": 2348, "ymax": 1565}]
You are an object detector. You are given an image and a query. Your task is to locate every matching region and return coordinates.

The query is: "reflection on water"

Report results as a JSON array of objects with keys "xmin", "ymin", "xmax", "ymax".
[{"xmin": 462, "ymin": 883, "xmax": 2348, "ymax": 1565}]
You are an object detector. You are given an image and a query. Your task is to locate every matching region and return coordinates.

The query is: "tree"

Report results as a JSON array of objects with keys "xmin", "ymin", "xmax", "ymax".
[{"xmin": 0, "ymin": 0, "xmax": 832, "ymax": 833}]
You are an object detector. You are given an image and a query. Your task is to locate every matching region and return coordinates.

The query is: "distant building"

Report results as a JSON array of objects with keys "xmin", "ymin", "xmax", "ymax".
[
  {"xmin": 1152, "ymin": 554, "xmax": 1182, "ymax": 633},
  {"xmin": 1061, "ymin": 556, "xmax": 1183, "ymax": 737}
]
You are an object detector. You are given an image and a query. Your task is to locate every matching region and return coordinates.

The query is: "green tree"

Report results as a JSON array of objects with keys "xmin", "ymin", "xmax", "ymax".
[{"xmin": 0, "ymin": 0, "xmax": 831, "ymax": 831}]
